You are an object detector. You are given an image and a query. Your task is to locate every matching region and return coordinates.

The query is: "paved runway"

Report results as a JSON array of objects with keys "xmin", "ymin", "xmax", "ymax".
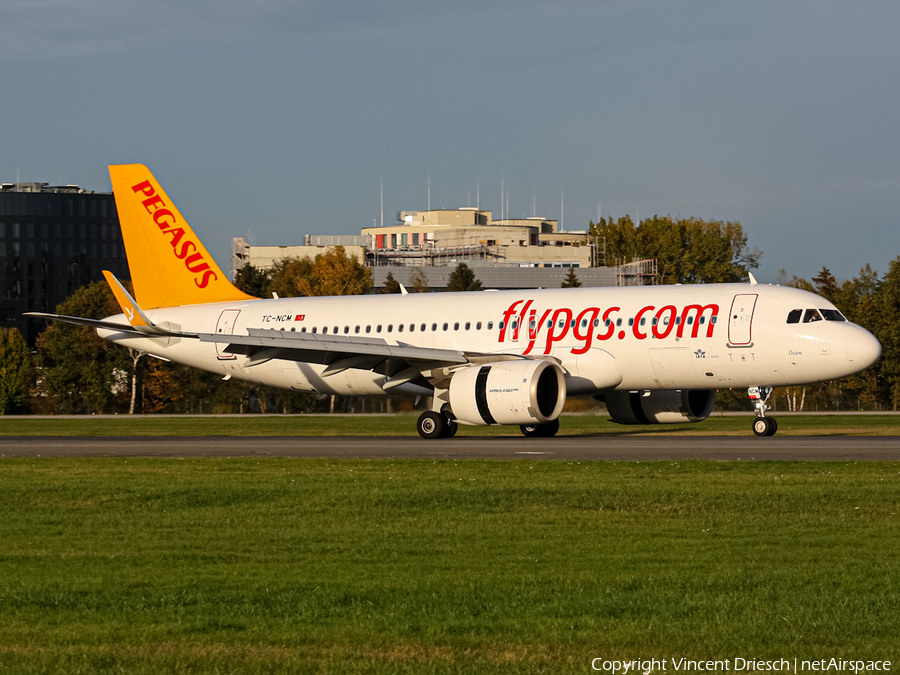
[{"xmin": 1, "ymin": 435, "xmax": 899, "ymax": 460}]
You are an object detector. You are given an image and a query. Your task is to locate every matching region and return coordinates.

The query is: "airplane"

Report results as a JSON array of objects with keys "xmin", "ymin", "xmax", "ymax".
[{"xmin": 27, "ymin": 164, "xmax": 881, "ymax": 438}]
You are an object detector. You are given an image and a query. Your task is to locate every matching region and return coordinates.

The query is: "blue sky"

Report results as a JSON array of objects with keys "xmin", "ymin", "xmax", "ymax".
[{"xmin": 2, "ymin": 1, "xmax": 897, "ymax": 283}]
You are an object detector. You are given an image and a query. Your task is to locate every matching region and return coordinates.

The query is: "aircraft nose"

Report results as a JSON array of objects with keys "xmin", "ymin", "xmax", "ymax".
[{"xmin": 846, "ymin": 328, "xmax": 881, "ymax": 372}]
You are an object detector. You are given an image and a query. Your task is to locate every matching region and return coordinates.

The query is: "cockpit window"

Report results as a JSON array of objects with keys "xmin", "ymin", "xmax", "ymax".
[
  {"xmin": 821, "ymin": 309, "xmax": 846, "ymax": 322},
  {"xmin": 786, "ymin": 309, "xmax": 802, "ymax": 324},
  {"xmin": 803, "ymin": 309, "xmax": 823, "ymax": 323}
]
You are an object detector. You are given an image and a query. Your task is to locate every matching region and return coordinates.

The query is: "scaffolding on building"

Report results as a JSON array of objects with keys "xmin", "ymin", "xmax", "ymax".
[{"xmin": 615, "ymin": 258, "xmax": 659, "ymax": 286}]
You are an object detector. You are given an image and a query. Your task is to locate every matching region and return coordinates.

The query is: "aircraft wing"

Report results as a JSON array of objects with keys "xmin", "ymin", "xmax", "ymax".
[{"xmin": 196, "ymin": 327, "xmax": 526, "ymax": 389}]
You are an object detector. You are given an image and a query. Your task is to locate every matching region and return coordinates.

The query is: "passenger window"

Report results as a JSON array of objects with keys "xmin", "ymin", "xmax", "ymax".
[
  {"xmin": 408, "ymin": 324, "xmax": 414, "ymax": 332},
  {"xmin": 387, "ymin": 325, "xmax": 393, "ymax": 333},
  {"xmin": 365, "ymin": 326, "xmax": 371, "ymax": 334},
  {"xmin": 333, "ymin": 326, "xmax": 338, "ymax": 334},
  {"xmin": 821, "ymin": 309, "xmax": 846, "ymax": 322},
  {"xmin": 444, "ymin": 323, "xmax": 449, "ymax": 331},
  {"xmin": 290, "ymin": 327, "xmax": 295, "ymax": 332},
  {"xmin": 301, "ymin": 327, "xmax": 307, "ymax": 333},
  {"xmin": 593, "ymin": 319, "xmax": 599, "ymax": 327},
  {"xmin": 699, "ymin": 317, "xmax": 705, "ymax": 325},
  {"xmin": 343, "ymin": 326, "xmax": 349, "ymax": 334},
  {"xmin": 616, "ymin": 318, "xmax": 622, "ymax": 327},
  {"xmin": 711, "ymin": 316, "xmax": 717, "ymax": 324},
  {"xmin": 454, "ymin": 322, "xmax": 460, "ymax": 330},
  {"xmin": 312, "ymin": 327, "xmax": 317, "ymax": 334},
  {"xmin": 803, "ymin": 309, "xmax": 823, "ymax": 323},
  {"xmin": 323, "ymin": 327, "xmax": 328, "ymax": 334},
  {"xmin": 570, "ymin": 320, "xmax": 575, "ymax": 328},
  {"xmin": 431, "ymin": 323, "xmax": 437, "ymax": 331},
  {"xmin": 786, "ymin": 309, "xmax": 802, "ymax": 324},
  {"xmin": 628, "ymin": 318, "xmax": 634, "ymax": 327},
  {"xmin": 487, "ymin": 321, "xmax": 494, "ymax": 330},
  {"xmin": 376, "ymin": 325, "xmax": 382, "ymax": 333},
  {"xmin": 354, "ymin": 326, "xmax": 360, "ymax": 334},
  {"xmin": 640, "ymin": 317, "xmax": 646, "ymax": 326},
  {"xmin": 476, "ymin": 321, "xmax": 482, "ymax": 330},
  {"xmin": 420, "ymin": 323, "xmax": 426, "ymax": 331},
  {"xmin": 398, "ymin": 324, "xmax": 404, "ymax": 332},
  {"xmin": 465, "ymin": 322, "xmax": 471, "ymax": 330},
  {"xmin": 559, "ymin": 320, "xmax": 565, "ymax": 328}
]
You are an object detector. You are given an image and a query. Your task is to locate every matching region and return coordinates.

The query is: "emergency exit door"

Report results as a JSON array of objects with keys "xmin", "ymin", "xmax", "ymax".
[{"xmin": 728, "ymin": 294, "xmax": 757, "ymax": 346}]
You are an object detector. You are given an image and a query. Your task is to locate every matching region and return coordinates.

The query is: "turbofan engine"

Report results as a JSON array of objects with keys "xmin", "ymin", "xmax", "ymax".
[
  {"xmin": 603, "ymin": 389, "xmax": 716, "ymax": 425},
  {"xmin": 448, "ymin": 359, "xmax": 566, "ymax": 426}
]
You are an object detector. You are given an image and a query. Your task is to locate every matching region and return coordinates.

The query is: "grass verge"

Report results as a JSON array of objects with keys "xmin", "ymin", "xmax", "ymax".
[
  {"xmin": 0, "ymin": 458, "xmax": 898, "ymax": 673},
  {"xmin": 0, "ymin": 413, "xmax": 899, "ymax": 436}
]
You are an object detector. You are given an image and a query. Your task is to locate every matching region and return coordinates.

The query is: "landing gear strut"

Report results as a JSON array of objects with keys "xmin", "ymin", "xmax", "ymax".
[
  {"xmin": 417, "ymin": 411, "xmax": 458, "ymax": 439},
  {"xmin": 748, "ymin": 386, "xmax": 778, "ymax": 437}
]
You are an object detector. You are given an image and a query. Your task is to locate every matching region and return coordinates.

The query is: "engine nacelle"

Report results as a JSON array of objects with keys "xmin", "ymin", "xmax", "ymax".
[
  {"xmin": 449, "ymin": 360, "xmax": 566, "ymax": 426},
  {"xmin": 603, "ymin": 389, "xmax": 716, "ymax": 425}
]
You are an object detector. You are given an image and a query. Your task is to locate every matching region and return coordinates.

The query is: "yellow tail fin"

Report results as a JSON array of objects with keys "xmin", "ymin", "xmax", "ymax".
[{"xmin": 108, "ymin": 164, "xmax": 255, "ymax": 309}]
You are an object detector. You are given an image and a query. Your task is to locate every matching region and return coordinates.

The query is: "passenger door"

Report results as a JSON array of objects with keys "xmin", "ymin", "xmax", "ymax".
[
  {"xmin": 728, "ymin": 294, "xmax": 757, "ymax": 346},
  {"xmin": 215, "ymin": 309, "xmax": 240, "ymax": 360}
]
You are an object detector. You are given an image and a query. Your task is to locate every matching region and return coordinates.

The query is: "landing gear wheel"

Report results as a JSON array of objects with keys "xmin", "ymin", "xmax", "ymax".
[
  {"xmin": 519, "ymin": 418, "xmax": 560, "ymax": 438},
  {"xmin": 752, "ymin": 417, "xmax": 777, "ymax": 437},
  {"xmin": 442, "ymin": 418, "xmax": 459, "ymax": 438},
  {"xmin": 417, "ymin": 411, "xmax": 445, "ymax": 439}
]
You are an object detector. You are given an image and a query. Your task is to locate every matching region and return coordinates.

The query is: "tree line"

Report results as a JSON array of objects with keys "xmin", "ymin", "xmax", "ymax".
[{"xmin": 1, "ymin": 223, "xmax": 897, "ymax": 414}]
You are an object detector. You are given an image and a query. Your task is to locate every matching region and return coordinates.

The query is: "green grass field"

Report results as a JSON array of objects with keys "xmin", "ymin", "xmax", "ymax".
[
  {"xmin": 1, "ymin": 458, "xmax": 898, "ymax": 673},
  {"xmin": 1, "ymin": 412, "xmax": 899, "ymax": 437}
]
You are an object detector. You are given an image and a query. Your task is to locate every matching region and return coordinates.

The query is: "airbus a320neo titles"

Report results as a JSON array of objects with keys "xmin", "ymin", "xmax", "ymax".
[{"xmin": 29, "ymin": 165, "xmax": 882, "ymax": 438}]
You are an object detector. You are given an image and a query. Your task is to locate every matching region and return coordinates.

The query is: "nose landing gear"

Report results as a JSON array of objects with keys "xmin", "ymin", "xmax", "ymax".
[{"xmin": 748, "ymin": 386, "xmax": 778, "ymax": 436}]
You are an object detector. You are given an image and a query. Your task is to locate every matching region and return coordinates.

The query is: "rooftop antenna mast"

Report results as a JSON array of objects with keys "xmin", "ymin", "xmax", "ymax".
[
  {"xmin": 532, "ymin": 190, "xmax": 536, "ymax": 217},
  {"xmin": 561, "ymin": 188, "xmax": 564, "ymax": 232},
  {"xmin": 427, "ymin": 173, "xmax": 431, "ymax": 213},
  {"xmin": 500, "ymin": 175, "xmax": 504, "ymax": 221},
  {"xmin": 380, "ymin": 178, "xmax": 383, "ymax": 228},
  {"xmin": 476, "ymin": 180, "xmax": 480, "ymax": 211}
]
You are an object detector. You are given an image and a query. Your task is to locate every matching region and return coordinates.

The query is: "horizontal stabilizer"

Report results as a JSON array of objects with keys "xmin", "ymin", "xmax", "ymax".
[{"xmin": 24, "ymin": 312, "xmax": 193, "ymax": 338}]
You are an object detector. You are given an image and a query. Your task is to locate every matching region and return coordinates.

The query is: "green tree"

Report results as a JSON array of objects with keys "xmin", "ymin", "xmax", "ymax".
[
  {"xmin": 874, "ymin": 258, "xmax": 900, "ymax": 409},
  {"xmin": 234, "ymin": 264, "xmax": 270, "ymax": 297},
  {"xmin": 36, "ymin": 281, "xmax": 139, "ymax": 413},
  {"xmin": 812, "ymin": 267, "xmax": 839, "ymax": 302},
  {"xmin": 446, "ymin": 263, "xmax": 483, "ymax": 292},
  {"xmin": 592, "ymin": 215, "xmax": 761, "ymax": 284},
  {"xmin": 269, "ymin": 247, "xmax": 373, "ymax": 297},
  {"xmin": 380, "ymin": 271, "xmax": 401, "ymax": 294},
  {"xmin": 410, "ymin": 268, "xmax": 430, "ymax": 293},
  {"xmin": 0, "ymin": 328, "xmax": 32, "ymax": 414},
  {"xmin": 561, "ymin": 268, "xmax": 582, "ymax": 288}
]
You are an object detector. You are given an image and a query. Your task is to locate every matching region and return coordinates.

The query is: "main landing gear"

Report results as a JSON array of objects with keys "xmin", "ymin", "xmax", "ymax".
[
  {"xmin": 519, "ymin": 419, "xmax": 560, "ymax": 438},
  {"xmin": 416, "ymin": 411, "xmax": 458, "ymax": 439},
  {"xmin": 748, "ymin": 386, "xmax": 778, "ymax": 437}
]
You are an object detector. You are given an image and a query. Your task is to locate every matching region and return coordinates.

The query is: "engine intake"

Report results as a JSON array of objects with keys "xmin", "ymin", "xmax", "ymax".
[
  {"xmin": 449, "ymin": 360, "xmax": 566, "ymax": 426},
  {"xmin": 603, "ymin": 389, "xmax": 716, "ymax": 425}
]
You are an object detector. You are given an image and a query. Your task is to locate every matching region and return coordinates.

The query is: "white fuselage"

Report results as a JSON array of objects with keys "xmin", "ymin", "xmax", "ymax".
[{"xmin": 98, "ymin": 283, "xmax": 881, "ymax": 397}]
